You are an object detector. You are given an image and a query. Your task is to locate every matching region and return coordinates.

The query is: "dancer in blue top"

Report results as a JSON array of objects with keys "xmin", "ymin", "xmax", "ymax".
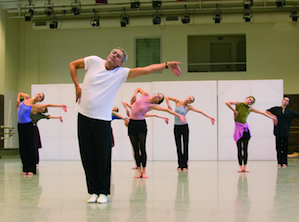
[
  {"xmin": 17, "ymin": 92, "xmax": 67, "ymax": 175},
  {"xmin": 166, "ymin": 95, "xmax": 215, "ymax": 172}
]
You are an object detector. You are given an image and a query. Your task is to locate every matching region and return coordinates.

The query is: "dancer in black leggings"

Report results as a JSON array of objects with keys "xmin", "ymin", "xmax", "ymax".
[
  {"xmin": 226, "ymin": 96, "xmax": 277, "ymax": 173},
  {"xmin": 123, "ymin": 88, "xmax": 185, "ymax": 178},
  {"xmin": 166, "ymin": 95, "xmax": 215, "ymax": 172}
]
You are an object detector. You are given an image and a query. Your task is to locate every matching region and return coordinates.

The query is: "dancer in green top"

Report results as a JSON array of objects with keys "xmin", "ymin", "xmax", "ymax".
[{"xmin": 226, "ymin": 96, "xmax": 277, "ymax": 173}]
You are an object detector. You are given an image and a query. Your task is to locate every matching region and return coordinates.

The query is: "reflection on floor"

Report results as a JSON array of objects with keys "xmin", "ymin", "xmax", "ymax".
[{"xmin": 1, "ymin": 156, "xmax": 299, "ymax": 222}]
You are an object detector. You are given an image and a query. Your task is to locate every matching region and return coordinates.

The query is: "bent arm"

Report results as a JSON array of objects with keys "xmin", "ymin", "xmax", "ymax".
[
  {"xmin": 127, "ymin": 61, "xmax": 182, "ymax": 79},
  {"xmin": 17, "ymin": 92, "xmax": 30, "ymax": 109},
  {"xmin": 69, "ymin": 58, "xmax": 85, "ymax": 102},
  {"xmin": 122, "ymin": 101, "xmax": 132, "ymax": 117},
  {"xmin": 165, "ymin": 96, "xmax": 180, "ymax": 110},
  {"xmin": 130, "ymin": 88, "xmax": 149, "ymax": 104}
]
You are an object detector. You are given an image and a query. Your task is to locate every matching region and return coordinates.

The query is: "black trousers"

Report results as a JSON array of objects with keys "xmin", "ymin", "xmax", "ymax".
[
  {"xmin": 78, "ymin": 113, "xmax": 112, "ymax": 195},
  {"xmin": 174, "ymin": 124, "xmax": 189, "ymax": 169},
  {"xmin": 275, "ymin": 136, "xmax": 288, "ymax": 165},
  {"xmin": 18, "ymin": 122, "xmax": 37, "ymax": 174}
]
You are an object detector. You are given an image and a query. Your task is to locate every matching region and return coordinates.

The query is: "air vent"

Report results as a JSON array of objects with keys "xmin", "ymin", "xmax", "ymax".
[
  {"xmin": 166, "ymin": 16, "xmax": 178, "ymax": 21},
  {"xmin": 35, "ymin": 21, "xmax": 47, "ymax": 26}
]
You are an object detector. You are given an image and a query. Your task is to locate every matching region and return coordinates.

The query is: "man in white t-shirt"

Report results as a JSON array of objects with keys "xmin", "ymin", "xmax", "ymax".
[{"xmin": 69, "ymin": 47, "xmax": 182, "ymax": 204}]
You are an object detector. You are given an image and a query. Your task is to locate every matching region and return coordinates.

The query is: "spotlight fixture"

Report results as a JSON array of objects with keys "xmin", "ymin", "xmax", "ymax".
[
  {"xmin": 24, "ymin": 2, "xmax": 35, "ymax": 22},
  {"xmin": 153, "ymin": 16, "xmax": 161, "ymax": 25},
  {"xmin": 181, "ymin": 5, "xmax": 190, "ymax": 24},
  {"xmin": 290, "ymin": 10, "xmax": 298, "ymax": 22},
  {"xmin": 153, "ymin": 1, "xmax": 162, "ymax": 9},
  {"xmin": 152, "ymin": 11, "xmax": 162, "ymax": 25},
  {"xmin": 120, "ymin": 8, "xmax": 129, "ymax": 27},
  {"xmin": 49, "ymin": 19, "xmax": 58, "ymax": 29},
  {"xmin": 131, "ymin": 0, "xmax": 140, "ymax": 9},
  {"xmin": 25, "ymin": 8, "xmax": 34, "ymax": 21},
  {"xmin": 213, "ymin": 5, "xmax": 222, "ymax": 24},
  {"xmin": 71, "ymin": 1, "xmax": 81, "ymax": 15},
  {"xmin": 276, "ymin": 0, "xmax": 286, "ymax": 7},
  {"xmin": 91, "ymin": 17, "xmax": 100, "ymax": 27},
  {"xmin": 181, "ymin": 15, "xmax": 190, "ymax": 24},
  {"xmin": 44, "ymin": 2, "xmax": 54, "ymax": 16},
  {"xmin": 243, "ymin": 12, "xmax": 252, "ymax": 22},
  {"xmin": 243, "ymin": 0, "xmax": 253, "ymax": 10},
  {"xmin": 213, "ymin": 12, "xmax": 222, "ymax": 24}
]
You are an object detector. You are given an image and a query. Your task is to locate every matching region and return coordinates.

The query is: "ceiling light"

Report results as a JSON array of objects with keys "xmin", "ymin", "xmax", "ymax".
[
  {"xmin": 25, "ymin": 8, "xmax": 34, "ymax": 21},
  {"xmin": 181, "ymin": 15, "xmax": 190, "ymax": 24},
  {"xmin": 276, "ymin": 0, "xmax": 286, "ymax": 7},
  {"xmin": 44, "ymin": 3, "xmax": 54, "ymax": 16},
  {"xmin": 49, "ymin": 19, "xmax": 58, "ymax": 29},
  {"xmin": 243, "ymin": 0, "xmax": 253, "ymax": 10},
  {"xmin": 131, "ymin": 1, "xmax": 140, "ymax": 9},
  {"xmin": 91, "ymin": 17, "xmax": 100, "ymax": 27},
  {"xmin": 213, "ymin": 13, "xmax": 222, "ymax": 24},
  {"xmin": 71, "ymin": 1, "xmax": 81, "ymax": 15},
  {"xmin": 153, "ymin": 1, "xmax": 162, "ymax": 9},
  {"xmin": 290, "ymin": 10, "xmax": 298, "ymax": 22},
  {"xmin": 120, "ymin": 9, "xmax": 129, "ymax": 27},
  {"xmin": 243, "ymin": 12, "xmax": 252, "ymax": 22}
]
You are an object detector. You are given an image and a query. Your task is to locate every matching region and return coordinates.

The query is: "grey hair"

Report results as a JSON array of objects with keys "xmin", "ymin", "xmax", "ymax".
[{"xmin": 113, "ymin": 47, "xmax": 128, "ymax": 64}]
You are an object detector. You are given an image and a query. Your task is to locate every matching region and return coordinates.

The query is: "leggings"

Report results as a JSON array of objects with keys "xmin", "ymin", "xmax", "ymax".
[
  {"xmin": 236, "ymin": 131, "xmax": 250, "ymax": 166},
  {"xmin": 18, "ymin": 122, "xmax": 37, "ymax": 174},
  {"xmin": 128, "ymin": 119, "xmax": 147, "ymax": 168},
  {"xmin": 174, "ymin": 124, "xmax": 189, "ymax": 169}
]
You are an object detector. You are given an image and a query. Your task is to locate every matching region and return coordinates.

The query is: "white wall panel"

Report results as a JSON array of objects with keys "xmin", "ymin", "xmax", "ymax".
[{"xmin": 32, "ymin": 79, "xmax": 282, "ymax": 161}]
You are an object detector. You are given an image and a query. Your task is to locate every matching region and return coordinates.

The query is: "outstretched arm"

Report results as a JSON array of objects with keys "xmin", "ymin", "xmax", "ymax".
[
  {"xmin": 265, "ymin": 111, "xmax": 278, "ymax": 126},
  {"xmin": 189, "ymin": 106, "xmax": 215, "ymax": 125},
  {"xmin": 150, "ymin": 105, "xmax": 186, "ymax": 124},
  {"xmin": 69, "ymin": 58, "xmax": 85, "ymax": 102},
  {"xmin": 127, "ymin": 61, "xmax": 182, "ymax": 79},
  {"xmin": 49, "ymin": 116, "xmax": 63, "ymax": 122},
  {"xmin": 17, "ymin": 92, "xmax": 30, "ymax": 109},
  {"xmin": 225, "ymin": 101, "xmax": 240, "ymax": 119},
  {"xmin": 165, "ymin": 96, "xmax": 181, "ymax": 111},
  {"xmin": 122, "ymin": 101, "xmax": 132, "ymax": 117},
  {"xmin": 144, "ymin": 113, "xmax": 169, "ymax": 124},
  {"xmin": 32, "ymin": 104, "xmax": 67, "ymax": 113},
  {"xmin": 130, "ymin": 88, "xmax": 149, "ymax": 104},
  {"xmin": 251, "ymin": 108, "xmax": 278, "ymax": 125}
]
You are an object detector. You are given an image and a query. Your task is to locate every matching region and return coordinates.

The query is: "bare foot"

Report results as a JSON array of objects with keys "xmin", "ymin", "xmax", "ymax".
[
  {"xmin": 277, "ymin": 164, "xmax": 281, "ymax": 168},
  {"xmin": 282, "ymin": 164, "xmax": 287, "ymax": 168},
  {"xmin": 183, "ymin": 168, "xmax": 188, "ymax": 172},
  {"xmin": 141, "ymin": 172, "xmax": 148, "ymax": 178},
  {"xmin": 237, "ymin": 167, "xmax": 243, "ymax": 173},
  {"xmin": 132, "ymin": 166, "xmax": 137, "ymax": 170},
  {"xmin": 177, "ymin": 168, "xmax": 182, "ymax": 172},
  {"xmin": 134, "ymin": 173, "xmax": 142, "ymax": 178},
  {"xmin": 22, "ymin": 172, "xmax": 27, "ymax": 175},
  {"xmin": 243, "ymin": 169, "xmax": 249, "ymax": 173},
  {"xmin": 27, "ymin": 172, "xmax": 34, "ymax": 177}
]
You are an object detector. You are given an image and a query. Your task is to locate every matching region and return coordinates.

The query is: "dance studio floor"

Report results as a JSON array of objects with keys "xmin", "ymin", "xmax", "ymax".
[{"xmin": 0, "ymin": 156, "xmax": 299, "ymax": 222}]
